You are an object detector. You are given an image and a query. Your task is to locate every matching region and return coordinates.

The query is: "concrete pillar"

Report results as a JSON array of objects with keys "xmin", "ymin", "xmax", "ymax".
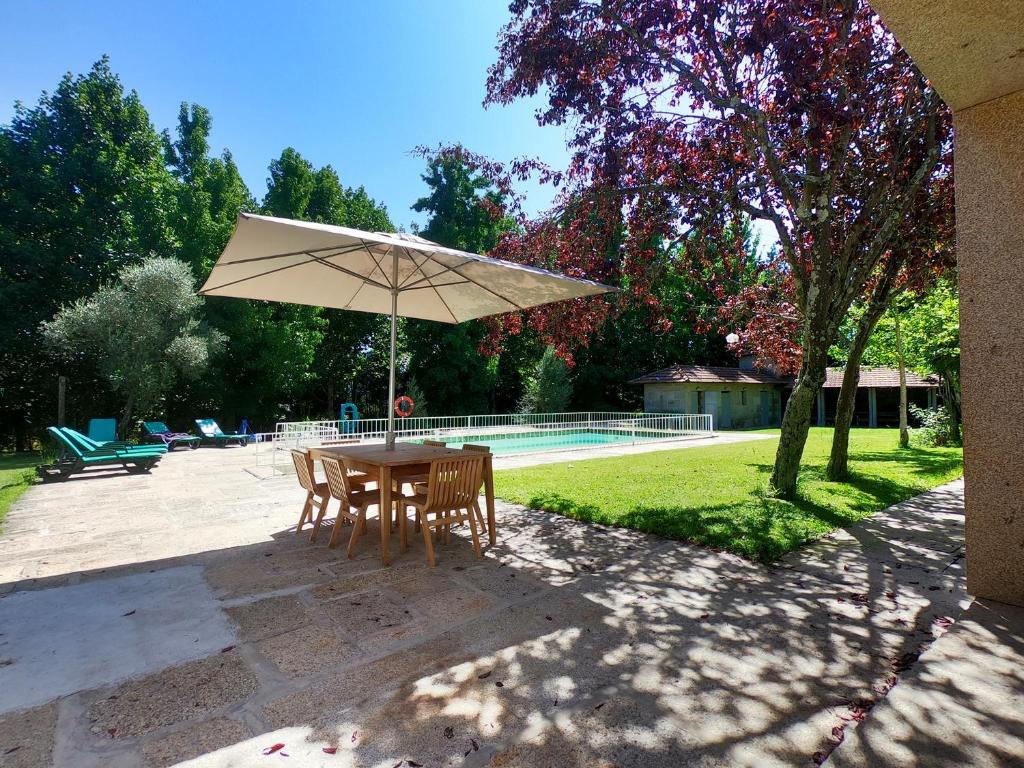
[
  {"xmin": 956, "ymin": 89, "xmax": 1024, "ymax": 605},
  {"xmin": 868, "ymin": 389, "xmax": 878, "ymax": 428},
  {"xmin": 816, "ymin": 389, "xmax": 825, "ymax": 427},
  {"xmin": 928, "ymin": 389, "xmax": 937, "ymax": 410}
]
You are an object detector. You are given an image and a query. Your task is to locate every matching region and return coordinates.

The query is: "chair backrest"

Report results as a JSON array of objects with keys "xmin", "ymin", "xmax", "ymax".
[
  {"xmin": 87, "ymin": 418, "xmax": 118, "ymax": 443},
  {"xmin": 48, "ymin": 426, "xmax": 85, "ymax": 459},
  {"xmin": 461, "ymin": 443, "xmax": 491, "ymax": 454},
  {"xmin": 143, "ymin": 421, "xmax": 171, "ymax": 435},
  {"xmin": 62, "ymin": 428, "xmax": 101, "ymax": 452},
  {"xmin": 424, "ymin": 454, "xmax": 484, "ymax": 510},
  {"xmin": 321, "ymin": 456, "xmax": 359, "ymax": 506},
  {"xmin": 290, "ymin": 450, "xmax": 316, "ymax": 493},
  {"xmin": 423, "ymin": 440, "xmax": 446, "ymax": 448},
  {"xmin": 195, "ymin": 419, "xmax": 223, "ymax": 437}
]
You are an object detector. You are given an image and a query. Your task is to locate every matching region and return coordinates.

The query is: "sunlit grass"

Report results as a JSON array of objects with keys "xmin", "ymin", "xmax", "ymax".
[
  {"xmin": 493, "ymin": 428, "xmax": 963, "ymax": 562},
  {"xmin": 0, "ymin": 453, "xmax": 38, "ymax": 528}
]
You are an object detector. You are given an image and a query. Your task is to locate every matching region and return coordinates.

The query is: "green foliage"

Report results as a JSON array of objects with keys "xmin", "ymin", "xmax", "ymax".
[
  {"xmin": 404, "ymin": 377, "xmax": 429, "ymax": 418},
  {"xmin": 518, "ymin": 347, "xmax": 572, "ymax": 413},
  {"xmin": 494, "ymin": 428, "xmax": 963, "ymax": 562},
  {"xmin": 41, "ymin": 257, "xmax": 224, "ymax": 430},
  {"xmin": 909, "ymin": 405, "xmax": 960, "ymax": 447},
  {"xmin": 405, "ymin": 156, "xmax": 516, "ymax": 414},
  {"xmin": 0, "ymin": 57, "xmax": 178, "ymax": 444}
]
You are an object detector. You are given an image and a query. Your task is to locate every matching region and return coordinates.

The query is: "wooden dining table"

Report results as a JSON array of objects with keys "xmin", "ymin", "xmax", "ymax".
[{"xmin": 307, "ymin": 442, "xmax": 496, "ymax": 565}]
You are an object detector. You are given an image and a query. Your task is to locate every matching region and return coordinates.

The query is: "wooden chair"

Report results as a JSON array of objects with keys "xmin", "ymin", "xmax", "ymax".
[
  {"xmin": 291, "ymin": 449, "xmax": 329, "ymax": 535},
  {"xmin": 400, "ymin": 453, "xmax": 485, "ymax": 566},
  {"xmin": 413, "ymin": 443, "xmax": 490, "ymax": 535},
  {"xmin": 317, "ymin": 456, "xmax": 380, "ymax": 558},
  {"xmin": 391, "ymin": 439, "xmax": 447, "ymax": 507}
]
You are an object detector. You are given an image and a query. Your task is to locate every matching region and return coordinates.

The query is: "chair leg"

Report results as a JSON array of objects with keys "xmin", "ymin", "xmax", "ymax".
[
  {"xmin": 420, "ymin": 510, "xmax": 437, "ymax": 567},
  {"xmin": 399, "ymin": 503, "xmax": 409, "ymax": 553},
  {"xmin": 346, "ymin": 509, "xmax": 366, "ymax": 559},
  {"xmin": 309, "ymin": 497, "xmax": 328, "ymax": 543},
  {"xmin": 468, "ymin": 504, "xmax": 482, "ymax": 558},
  {"xmin": 474, "ymin": 502, "xmax": 488, "ymax": 536},
  {"xmin": 296, "ymin": 492, "xmax": 313, "ymax": 533},
  {"xmin": 328, "ymin": 506, "xmax": 348, "ymax": 549}
]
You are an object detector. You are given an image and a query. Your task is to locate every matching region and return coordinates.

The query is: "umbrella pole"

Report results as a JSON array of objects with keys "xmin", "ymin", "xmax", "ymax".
[{"xmin": 386, "ymin": 250, "xmax": 399, "ymax": 449}]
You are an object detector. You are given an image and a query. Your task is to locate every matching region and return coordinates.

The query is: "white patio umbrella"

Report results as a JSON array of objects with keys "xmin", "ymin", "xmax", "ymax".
[{"xmin": 199, "ymin": 213, "xmax": 615, "ymax": 447}]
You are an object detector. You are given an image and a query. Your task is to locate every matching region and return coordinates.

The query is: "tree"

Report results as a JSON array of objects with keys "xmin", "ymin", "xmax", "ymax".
[
  {"xmin": 406, "ymin": 156, "xmax": 516, "ymax": 414},
  {"xmin": 519, "ymin": 347, "xmax": 573, "ymax": 414},
  {"xmin": 42, "ymin": 257, "xmax": 224, "ymax": 434},
  {"xmin": 480, "ymin": 0, "xmax": 950, "ymax": 496},
  {"xmin": 0, "ymin": 58, "xmax": 178, "ymax": 447}
]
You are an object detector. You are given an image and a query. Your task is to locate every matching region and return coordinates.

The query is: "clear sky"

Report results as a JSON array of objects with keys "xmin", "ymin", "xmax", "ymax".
[{"xmin": 0, "ymin": 0, "xmax": 571, "ymax": 230}]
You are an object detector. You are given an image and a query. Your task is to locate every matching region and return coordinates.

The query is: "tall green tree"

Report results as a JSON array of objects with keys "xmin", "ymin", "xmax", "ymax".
[
  {"xmin": 0, "ymin": 58, "xmax": 177, "ymax": 447},
  {"xmin": 518, "ymin": 347, "xmax": 573, "ymax": 413},
  {"xmin": 406, "ymin": 157, "xmax": 517, "ymax": 414}
]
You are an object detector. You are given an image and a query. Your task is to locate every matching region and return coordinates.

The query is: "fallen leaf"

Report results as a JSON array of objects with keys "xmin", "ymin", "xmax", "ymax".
[
  {"xmin": 107, "ymin": 728, "xmax": 117, "ymax": 738},
  {"xmin": 221, "ymin": 645, "xmax": 235, "ymax": 653},
  {"xmin": 121, "ymin": 610, "xmax": 136, "ymax": 617},
  {"xmin": 322, "ymin": 747, "xmax": 338, "ymax": 755},
  {"xmin": 477, "ymin": 671, "xmax": 492, "ymax": 680},
  {"xmin": 699, "ymin": 613, "xmax": 710, "ymax": 620},
  {"xmin": 594, "ymin": 702, "xmax": 606, "ymax": 710},
  {"xmin": 471, "ymin": 738, "xmax": 479, "ymax": 751},
  {"xmin": 351, "ymin": 731, "xmax": 359, "ymax": 743},
  {"xmin": 443, "ymin": 726, "xmax": 454, "ymax": 740},
  {"xmin": 495, "ymin": 681, "xmax": 504, "ymax": 688},
  {"xmin": 408, "ymin": 761, "xmax": 424, "ymax": 767},
  {"xmin": 262, "ymin": 743, "xmax": 285, "ymax": 755}
]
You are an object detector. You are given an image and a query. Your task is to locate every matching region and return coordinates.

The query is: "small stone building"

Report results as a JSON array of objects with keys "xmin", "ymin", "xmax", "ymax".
[
  {"xmin": 629, "ymin": 365, "xmax": 787, "ymax": 429},
  {"xmin": 631, "ymin": 363, "xmax": 939, "ymax": 430}
]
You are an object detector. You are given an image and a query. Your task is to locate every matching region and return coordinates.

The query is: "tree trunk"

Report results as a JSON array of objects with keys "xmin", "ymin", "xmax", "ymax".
[
  {"xmin": 119, "ymin": 394, "xmax": 135, "ymax": 439},
  {"xmin": 827, "ymin": 305, "xmax": 889, "ymax": 480},
  {"xmin": 771, "ymin": 342, "xmax": 829, "ymax": 497},
  {"xmin": 895, "ymin": 315, "xmax": 909, "ymax": 448}
]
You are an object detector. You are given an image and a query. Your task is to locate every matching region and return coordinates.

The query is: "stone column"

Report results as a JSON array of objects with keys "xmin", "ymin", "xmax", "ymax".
[
  {"xmin": 956, "ymin": 89, "xmax": 1024, "ymax": 606},
  {"xmin": 816, "ymin": 389, "xmax": 825, "ymax": 427},
  {"xmin": 868, "ymin": 389, "xmax": 878, "ymax": 428}
]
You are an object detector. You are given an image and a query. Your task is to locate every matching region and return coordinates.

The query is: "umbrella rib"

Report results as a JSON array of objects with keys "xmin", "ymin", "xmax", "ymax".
[
  {"xmin": 361, "ymin": 240, "xmax": 394, "ymax": 287},
  {"xmin": 398, "ymin": 250, "xmax": 451, "ymax": 290},
  {"xmin": 304, "ymin": 252, "xmax": 391, "ymax": 290},
  {"xmin": 199, "ymin": 245, "xmax": 370, "ymax": 294},
  {"xmin": 219, "ymin": 242, "xmax": 366, "ymax": 266},
  {"xmin": 402, "ymin": 279, "xmax": 471, "ymax": 291},
  {"xmin": 448, "ymin": 265, "xmax": 527, "ymax": 311},
  {"xmin": 199, "ymin": 253, "xmax": 334, "ymax": 294}
]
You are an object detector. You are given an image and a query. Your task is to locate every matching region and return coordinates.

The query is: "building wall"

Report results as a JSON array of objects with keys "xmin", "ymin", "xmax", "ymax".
[
  {"xmin": 643, "ymin": 383, "xmax": 780, "ymax": 428},
  {"xmin": 955, "ymin": 89, "xmax": 1024, "ymax": 605}
]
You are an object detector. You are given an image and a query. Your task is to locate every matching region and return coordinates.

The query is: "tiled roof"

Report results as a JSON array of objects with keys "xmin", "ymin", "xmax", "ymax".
[
  {"xmin": 629, "ymin": 365, "xmax": 790, "ymax": 385},
  {"xmin": 823, "ymin": 367, "xmax": 937, "ymax": 388},
  {"xmin": 630, "ymin": 364, "xmax": 938, "ymax": 388}
]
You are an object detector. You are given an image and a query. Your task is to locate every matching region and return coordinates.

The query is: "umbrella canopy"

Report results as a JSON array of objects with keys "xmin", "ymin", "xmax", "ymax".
[{"xmin": 199, "ymin": 213, "xmax": 615, "ymax": 445}]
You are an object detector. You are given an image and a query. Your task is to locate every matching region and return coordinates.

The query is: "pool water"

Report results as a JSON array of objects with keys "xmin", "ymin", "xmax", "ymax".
[{"xmin": 421, "ymin": 429, "xmax": 642, "ymax": 456}]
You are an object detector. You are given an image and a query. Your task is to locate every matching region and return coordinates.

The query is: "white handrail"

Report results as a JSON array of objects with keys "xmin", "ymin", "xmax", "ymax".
[{"xmin": 255, "ymin": 411, "xmax": 714, "ymax": 471}]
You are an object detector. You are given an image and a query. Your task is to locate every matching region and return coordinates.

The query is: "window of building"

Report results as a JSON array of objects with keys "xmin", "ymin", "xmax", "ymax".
[{"xmin": 741, "ymin": 389, "xmax": 747, "ymax": 406}]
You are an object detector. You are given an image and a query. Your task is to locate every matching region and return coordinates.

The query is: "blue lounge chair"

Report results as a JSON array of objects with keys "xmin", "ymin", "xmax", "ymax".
[
  {"xmin": 62, "ymin": 428, "xmax": 167, "ymax": 456},
  {"xmin": 142, "ymin": 421, "xmax": 202, "ymax": 451},
  {"xmin": 38, "ymin": 427, "xmax": 165, "ymax": 481},
  {"xmin": 195, "ymin": 419, "xmax": 248, "ymax": 447}
]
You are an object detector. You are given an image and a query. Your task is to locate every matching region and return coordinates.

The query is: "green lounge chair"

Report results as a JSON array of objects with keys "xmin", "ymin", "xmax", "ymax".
[
  {"xmin": 38, "ymin": 427, "xmax": 164, "ymax": 481},
  {"xmin": 142, "ymin": 421, "xmax": 202, "ymax": 451},
  {"xmin": 194, "ymin": 419, "xmax": 248, "ymax": 447},
  {"xmin": 62, "ymin": 428, "xmax": 167, "ymax": 456}
]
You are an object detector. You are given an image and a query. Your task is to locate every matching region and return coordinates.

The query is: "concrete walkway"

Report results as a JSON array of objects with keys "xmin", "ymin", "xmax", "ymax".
[{"xmin": 0, "ymin": 449, "xmax": 1018, "ymax": 767}]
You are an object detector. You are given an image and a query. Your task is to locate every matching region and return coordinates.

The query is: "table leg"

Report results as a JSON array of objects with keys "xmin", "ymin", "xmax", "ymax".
[
  {"xmin": 484, "ymin": 455, "xmax": 496, "ymax": 546},
  {"xmin": 380, "ymin": 465, "xmax": 392, "ymax": 565}
]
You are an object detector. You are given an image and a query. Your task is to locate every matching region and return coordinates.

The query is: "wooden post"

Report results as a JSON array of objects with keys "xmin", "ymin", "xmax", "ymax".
[{"xmin": 57, "ymin": 375, "xmax": 67, "ymax": 427}]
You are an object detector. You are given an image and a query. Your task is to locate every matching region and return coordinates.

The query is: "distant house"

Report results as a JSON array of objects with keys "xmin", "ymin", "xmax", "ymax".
[
  {"xmin": 817, "ymin": 367, "xmax": 938, "ymax": 428},
  {"xmin": 630, "ymin": 362, "xmax": 938, "ymax": 429},
  {"xmin": 629, "ymin": 365, "xmax": 788, "ymax": 429}
]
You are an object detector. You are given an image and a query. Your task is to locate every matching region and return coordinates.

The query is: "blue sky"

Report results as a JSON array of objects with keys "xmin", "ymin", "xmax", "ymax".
[{"xmin": 0, "ymin": 0, "xmax": 570, "ymax": 229}]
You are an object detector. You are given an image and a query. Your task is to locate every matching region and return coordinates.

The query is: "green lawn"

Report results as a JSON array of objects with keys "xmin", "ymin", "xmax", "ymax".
[
  {"xmin": 0, "ymin": 453, "xmax": 39, "ymax": 528},
  {"xmin": 493, "ymin": 428, "xmax": 963, "ymax": 563}
]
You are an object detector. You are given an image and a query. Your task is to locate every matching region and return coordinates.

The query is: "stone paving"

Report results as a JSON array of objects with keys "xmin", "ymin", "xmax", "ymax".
[{"xmin": 0, "ymin": 447, "xmax": 1014, "ymax": 767}]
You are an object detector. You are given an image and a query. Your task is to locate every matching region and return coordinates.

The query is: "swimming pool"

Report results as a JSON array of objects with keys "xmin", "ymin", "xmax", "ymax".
[{"xmin": 416, "ymin": 428, "xmax": 669, "ymax": 456}]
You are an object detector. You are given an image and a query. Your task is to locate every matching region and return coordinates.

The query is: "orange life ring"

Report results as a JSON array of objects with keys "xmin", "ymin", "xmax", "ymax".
[{"xmin": 394, "ymin": 395, "xmax": 415, "ymax": 417}]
